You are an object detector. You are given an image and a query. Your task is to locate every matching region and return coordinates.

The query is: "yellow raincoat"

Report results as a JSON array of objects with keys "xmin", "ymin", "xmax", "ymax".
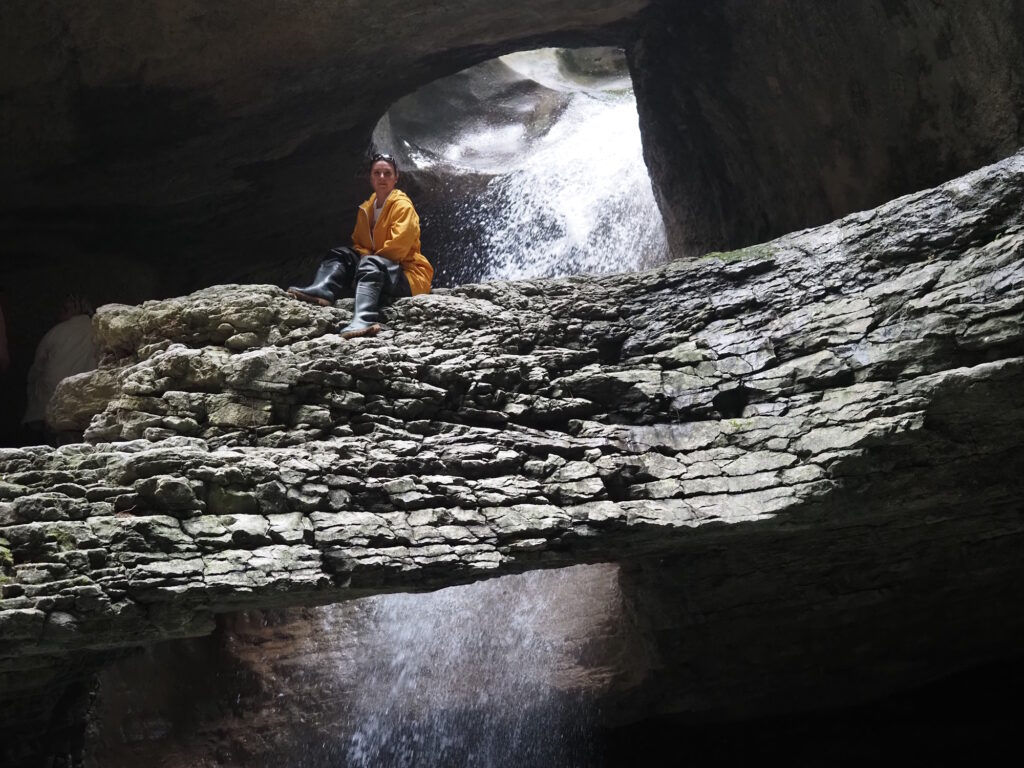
[{"xmin": 351, "ymin": 190, "xmax": 434, "ymax": 295}]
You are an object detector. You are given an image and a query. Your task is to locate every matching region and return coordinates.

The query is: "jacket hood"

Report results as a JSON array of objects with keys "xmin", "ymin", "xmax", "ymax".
[{"xmin": 360, "ymin": 188, "xmax": 411, "ymax": 213}]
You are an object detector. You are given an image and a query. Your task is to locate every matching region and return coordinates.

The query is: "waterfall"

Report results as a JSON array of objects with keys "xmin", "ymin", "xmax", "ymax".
[
  {"xmin": 381, "ymin": 48, "xmax": 671, "ymax": 284},
  {"xmin": 291, "ymin": 565, "xmax": 623, "ymax": 768},
  {"xmin": 450, "ymin": 93, "xmax": 670, "ymax": 282}
]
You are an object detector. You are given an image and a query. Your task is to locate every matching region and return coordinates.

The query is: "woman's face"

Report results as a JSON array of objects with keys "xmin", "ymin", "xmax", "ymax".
[{"xmin": 370, "ymin": 160, "xmax": 398, "ymax": 199}]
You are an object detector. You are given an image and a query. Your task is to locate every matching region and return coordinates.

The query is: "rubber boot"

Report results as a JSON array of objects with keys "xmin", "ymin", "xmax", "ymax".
[
  {"xmin": 340, "ymin": 280, "xmax": 383, "ymax": 338},
  {"xmin": 287, "ymin": 258, "xmax": 350, "ymax": 306}
]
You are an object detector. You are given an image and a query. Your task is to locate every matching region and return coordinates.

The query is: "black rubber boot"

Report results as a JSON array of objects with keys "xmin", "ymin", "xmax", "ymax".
[
  {"xmin": 340, "ymin": 280, "xmax": 383, "ymax": 338},
  {"xmin": 287, "ymin": 258, "xmax": 350, "ymax": 306}
]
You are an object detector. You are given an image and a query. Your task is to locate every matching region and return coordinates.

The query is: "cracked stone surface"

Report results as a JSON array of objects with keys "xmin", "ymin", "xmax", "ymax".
[{"xmin": 3, "ymin": 150, "xmax": 1024, "ymax": 763}]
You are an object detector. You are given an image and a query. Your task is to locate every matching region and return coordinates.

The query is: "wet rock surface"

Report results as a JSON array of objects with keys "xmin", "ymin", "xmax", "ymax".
[{"xmin": 3, "ymin": 151, "xmax": 1024, "ymax": 764}]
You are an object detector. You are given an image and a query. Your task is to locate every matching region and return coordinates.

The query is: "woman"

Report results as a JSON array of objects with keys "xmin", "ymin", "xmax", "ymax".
[{"xmin": 288, "ymin": 152, "xmax": 434, "ymax": 338}]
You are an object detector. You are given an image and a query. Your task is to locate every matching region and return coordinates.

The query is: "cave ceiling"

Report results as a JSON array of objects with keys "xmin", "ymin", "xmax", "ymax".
[
  {"xmin": 0, "ymin": 0, "xmax": 650, "ymax": 294},
  {"xmin": 3, "ymin": 0, "xmax": 1023, "ymax": 297},
  {"xmin": 1, "ymin": 0, "xmax": 1024, "ymax": 453}
]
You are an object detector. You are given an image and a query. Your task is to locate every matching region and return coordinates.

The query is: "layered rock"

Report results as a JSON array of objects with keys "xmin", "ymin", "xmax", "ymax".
[{"xmin": 2, "ymin": 149, "xmax": 1024, "ymax": 764}]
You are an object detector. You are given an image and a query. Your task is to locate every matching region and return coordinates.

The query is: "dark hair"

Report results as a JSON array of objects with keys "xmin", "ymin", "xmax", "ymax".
[{"xmin": 371, "ymin": 152, "xmax": 398, "ymax": 174}]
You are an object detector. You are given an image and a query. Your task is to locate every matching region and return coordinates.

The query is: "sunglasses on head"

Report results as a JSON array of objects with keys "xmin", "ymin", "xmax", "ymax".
[{"xmin": 371, "ymin": 152, "xmax": 397, "ymax": 170}]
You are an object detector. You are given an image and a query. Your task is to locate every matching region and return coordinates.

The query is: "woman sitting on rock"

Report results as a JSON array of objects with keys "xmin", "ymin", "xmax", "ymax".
[{"xmin": 288, "ymin": 152, "xmax": 434, "ymax": 338}]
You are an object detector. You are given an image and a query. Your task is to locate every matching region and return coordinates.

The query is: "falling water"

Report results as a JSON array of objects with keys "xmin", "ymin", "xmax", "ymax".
[
  {"xmin": 288, "ymin": 565, "xmax": 624, "ymax": 768},
  {"xmin": 84, "ymin": 565, "xmax": 631, "ymax": 768},
  {"xmin": 455, "ymin": 93, "xmax": 670, "ymax": 282},
  {"xmin": 386, "ymin": 48, "xmax": 671, "ymax": 283}
]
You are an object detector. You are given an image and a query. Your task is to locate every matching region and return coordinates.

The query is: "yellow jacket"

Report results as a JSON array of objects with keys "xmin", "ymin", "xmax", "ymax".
[{"xmin": 351, "ymin": 190, "xmax": 434, "ymax": 295}]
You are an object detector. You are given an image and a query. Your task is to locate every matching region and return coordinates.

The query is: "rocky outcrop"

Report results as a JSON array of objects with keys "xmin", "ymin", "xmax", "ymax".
[{"xmin": 2, "ymin": 149, "xmax": 1024, "ymax": 764}]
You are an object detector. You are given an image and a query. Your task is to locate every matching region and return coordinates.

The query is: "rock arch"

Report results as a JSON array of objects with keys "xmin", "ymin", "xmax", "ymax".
[{"xmin": 2, "ymin": 149, "xmax": 1024, "ymax": 766}]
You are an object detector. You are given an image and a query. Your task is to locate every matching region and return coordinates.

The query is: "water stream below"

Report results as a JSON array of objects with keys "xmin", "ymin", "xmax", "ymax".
[{"xmin": 88, "ymin": 565, "xmax": 628, "ymax": 768}]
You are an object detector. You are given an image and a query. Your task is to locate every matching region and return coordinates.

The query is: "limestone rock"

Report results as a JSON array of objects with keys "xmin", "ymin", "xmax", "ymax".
[
  {"xmin": 3, "ymin": 149, "xmax": 1024, "ymax": 765},
  {"xmin": 47, "ymin": 368, "xmax": 120, "ymax": 433}
]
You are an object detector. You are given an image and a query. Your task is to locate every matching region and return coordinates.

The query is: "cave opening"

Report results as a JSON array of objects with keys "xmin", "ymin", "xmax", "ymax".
[{"xmin": 370, "ymin": 47, "xmax": 671, "ymax": 287}]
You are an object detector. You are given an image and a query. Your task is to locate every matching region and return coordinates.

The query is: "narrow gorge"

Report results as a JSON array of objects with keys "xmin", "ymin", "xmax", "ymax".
[{"xmin": 2, "ymin": 1, "xmax": 1024, "ymax": 766}]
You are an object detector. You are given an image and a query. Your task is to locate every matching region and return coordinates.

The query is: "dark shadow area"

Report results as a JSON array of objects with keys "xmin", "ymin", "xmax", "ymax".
[
  {"xmin": 603, "ymin": 654, "xmax": 1024, "ymax": 767},
  {"xmin": 0, "ymin": 257, "xmax": 157, "ymax": 447}
]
